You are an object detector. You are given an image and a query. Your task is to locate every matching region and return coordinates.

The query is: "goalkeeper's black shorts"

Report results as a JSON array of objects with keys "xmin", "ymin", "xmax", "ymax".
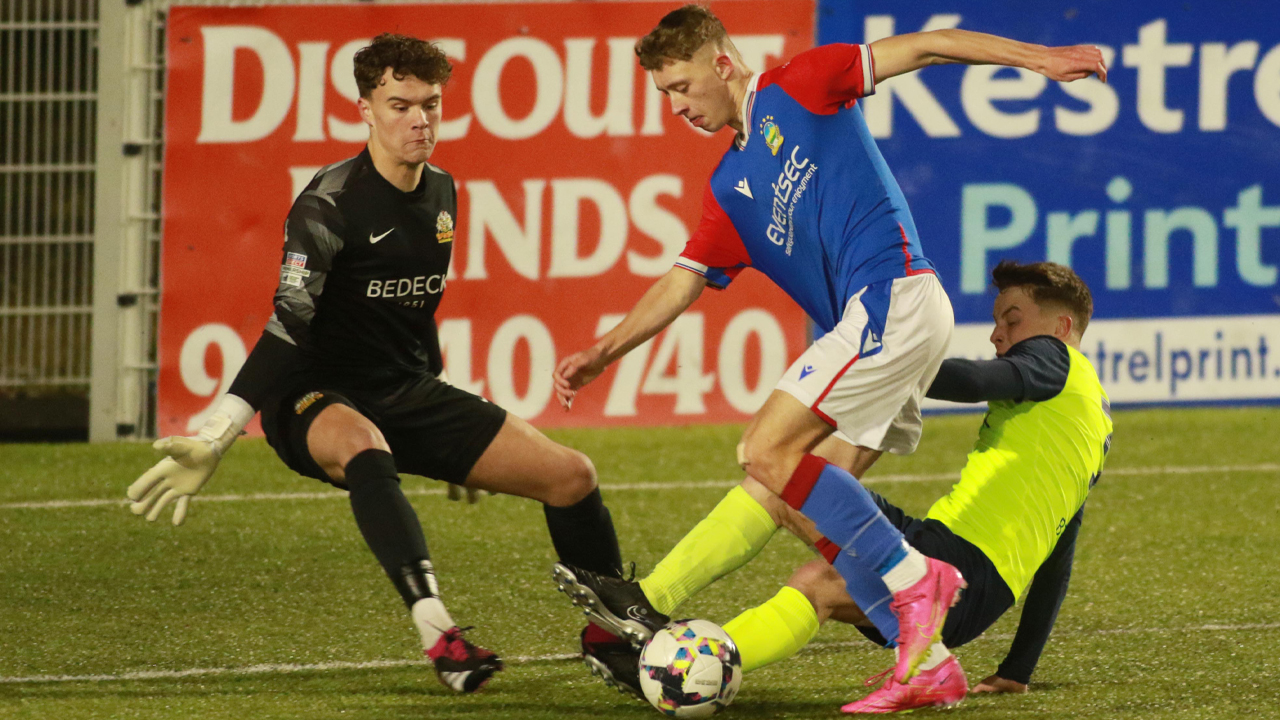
[{"xmin": 259, "ymin": 370, "xmax": 506, "ymax": 487}]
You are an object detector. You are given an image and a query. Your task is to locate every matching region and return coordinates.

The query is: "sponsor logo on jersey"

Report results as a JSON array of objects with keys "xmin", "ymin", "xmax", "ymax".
[
  {"xmin": 370, "ymin": 228, "xmax": 394, "ymax": 244},
  {"xmin": 285, "ymin": 252, "xmax": 307, "ymax": 268},
  {"xmin": 734, "ymin": 178, "xmax": 753, "ymax": 199},
  {"xmin": 367, "ymin": 275, "xmax": 447, "ymax": 298},
  {"xmin": 436, "ymin": 211, "xmax": 454, "ymax": 243},
  {"xmin": 798, "ymin": 364, "xmax": 816, "ymax": 380},
  {"xmin": 765, "ymin": 145, "xmax": 817, "ymax": 256},
  {"xmin": 759, "ymin": 115, "xmax": 784, "ymax": 156},
  {"xmin": 293, "ymin": 391, "xmax": 324, "ymax": 415}
]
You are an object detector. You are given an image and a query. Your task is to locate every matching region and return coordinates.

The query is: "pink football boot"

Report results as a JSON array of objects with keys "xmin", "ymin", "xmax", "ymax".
[
  {"xmin": 889, "ymin": 557, "xmax": 966, "ymax": 682},
  {"xmin": 841, "ymin": 655, "xmax": 968, "ymax": 714}
]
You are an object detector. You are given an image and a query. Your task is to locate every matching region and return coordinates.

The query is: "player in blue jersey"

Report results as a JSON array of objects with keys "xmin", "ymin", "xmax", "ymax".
[{"xmin": 552, "ymin": 4, "xmax": 1107, "ymax": 689}]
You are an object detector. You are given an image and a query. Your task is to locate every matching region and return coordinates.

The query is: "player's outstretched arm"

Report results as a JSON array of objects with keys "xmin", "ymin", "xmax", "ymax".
[
  {"xmin": 554, "ymin": 267, "xmax": 706, "ymax": 409},
  {"xmin": 126, "ymin": 394, "xmax": 255, "ymax": 526},
  {"xmin": 976, "ymin": 508, "xmax": 1085, "ymax": 693},
  {"xmin": 870, "ymin": 29, "xmax": 1107, "ymax": 84},
  {"xmin": 971, "ymin": 675, "xmax": 1029, "ymax": 694}
]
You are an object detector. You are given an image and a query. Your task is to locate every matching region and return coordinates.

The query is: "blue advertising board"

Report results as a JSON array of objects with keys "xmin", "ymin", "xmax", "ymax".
[{"xmin": 817, "ymin": 0, "xmax": 1280, "ymax": 406}]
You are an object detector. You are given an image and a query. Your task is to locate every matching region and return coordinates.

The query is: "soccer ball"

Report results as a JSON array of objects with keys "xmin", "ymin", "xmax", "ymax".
[{"xmin": 638, "ymin": 619, "xmax": 743, "ymax": 718}]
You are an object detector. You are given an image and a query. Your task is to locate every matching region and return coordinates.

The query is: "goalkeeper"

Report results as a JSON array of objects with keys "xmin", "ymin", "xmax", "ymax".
[
  {"xmin": 126, "ymin": 33, "xmax": 631, "ymax": 694},
  {"xmin": 555, "ymin": 261, "xmax": 1111, "ymax": 713}
]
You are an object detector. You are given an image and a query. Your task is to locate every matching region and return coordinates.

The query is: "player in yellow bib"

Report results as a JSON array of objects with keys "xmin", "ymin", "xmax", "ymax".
[{"xmin": 556, "ymin": 261, "xmax": 1112, "ymax": 713}]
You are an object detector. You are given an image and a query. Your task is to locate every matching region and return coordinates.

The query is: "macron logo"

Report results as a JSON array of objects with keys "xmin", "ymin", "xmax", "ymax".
[
  {"xmin": 370, "ymin": 228, "xmax": 394, "ymax": 244},
  {"xmin": 798, "ymin": 364, "xmax": 815, "ymax": 381},
  {"xmin": 862, "ymin": 331, "xmax": 883, "ymax": 355},
  {"xmin": 734, "ymin": 178, "xmax": 753, "ymax": 199}
]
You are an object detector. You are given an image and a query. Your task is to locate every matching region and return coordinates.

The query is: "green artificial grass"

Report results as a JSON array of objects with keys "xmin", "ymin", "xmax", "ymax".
[{"xmin": 1, "ymin": 407, "xmax": 1277, "ymax": 718}]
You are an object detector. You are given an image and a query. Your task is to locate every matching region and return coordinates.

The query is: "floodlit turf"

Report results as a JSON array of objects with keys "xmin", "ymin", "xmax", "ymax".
[{"xmin": 1, "ymin": 407, "xmax": 1278, "ymax": 719}]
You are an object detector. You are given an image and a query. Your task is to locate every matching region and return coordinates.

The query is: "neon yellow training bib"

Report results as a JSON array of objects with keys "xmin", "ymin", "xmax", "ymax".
[{"xmin": 926, "ymin": 345, "xmax": 1112, "ymax": 599}]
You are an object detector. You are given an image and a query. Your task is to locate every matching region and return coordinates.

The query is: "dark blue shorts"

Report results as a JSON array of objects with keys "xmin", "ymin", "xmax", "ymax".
[{"xmin": 855, "ymin": 489, "xmax": 1014, "ymax": 648}]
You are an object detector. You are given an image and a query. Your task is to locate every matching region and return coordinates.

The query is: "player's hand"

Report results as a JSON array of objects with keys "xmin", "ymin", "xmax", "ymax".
[
  {"xmin": 126, "ymin": 436, "xmax": 221, "ymax": 525},
  {"xmin": 971, "ymin": 674, "xmax": 1028, "ymax": 694},
  {"xmin": 1037, "ymin": 44, "xmax": 1107, "ymax": 83},
  {"xmin": 553, "ymin": 346, "xmax": 607, "ymax": 410}
]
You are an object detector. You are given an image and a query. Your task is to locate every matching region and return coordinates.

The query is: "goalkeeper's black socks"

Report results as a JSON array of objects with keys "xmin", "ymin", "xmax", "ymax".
[
  {"xmin": 344, "ymin": 448, "xmax": 434, "ymax": 608},
  {"xmin": 344, "ymin": 449, "xmax": 503, "ymax": 690},
  {"xmin": 544, "ymin": 488, "xmax": 624, "ymax": 578}
]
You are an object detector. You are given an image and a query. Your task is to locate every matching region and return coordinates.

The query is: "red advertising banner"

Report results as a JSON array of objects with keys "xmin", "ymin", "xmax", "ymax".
[{"xmin": 159, "ymin": 1, "xmax": 813, "ymax": 436}]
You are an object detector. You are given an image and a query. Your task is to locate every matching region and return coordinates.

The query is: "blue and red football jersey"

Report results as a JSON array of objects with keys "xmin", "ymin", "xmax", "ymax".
[{"xmin": 674, "ymin": 43, "xmax": 935, "ymax": 334}]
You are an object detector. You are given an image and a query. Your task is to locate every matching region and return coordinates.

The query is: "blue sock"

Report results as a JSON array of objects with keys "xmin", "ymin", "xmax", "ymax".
[
  {"xmin": 832, "ymin": 551, "xmax": 899, "ymax": 646},
  {"xmin": 779, "ymin": 455, "xmax": 913, "ymax": 637},
  {"xmin": 785, "ymin": 459, "xmax": 907, "ymax": 573}
]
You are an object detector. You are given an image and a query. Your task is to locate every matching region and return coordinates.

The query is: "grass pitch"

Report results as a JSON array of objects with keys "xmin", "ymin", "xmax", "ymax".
[{"xmin": 1, "ymin": 407, "xmax": 1278, "ymax": 719}]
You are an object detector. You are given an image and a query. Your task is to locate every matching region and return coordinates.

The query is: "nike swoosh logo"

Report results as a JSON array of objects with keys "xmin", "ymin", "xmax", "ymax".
[
  {"xmin": 914, "ymin": 600, "xmax": 943, "ymax": 639},
  {"xmin": 370, "ymin": 228, "xmax": 394, "ymax": 244}
]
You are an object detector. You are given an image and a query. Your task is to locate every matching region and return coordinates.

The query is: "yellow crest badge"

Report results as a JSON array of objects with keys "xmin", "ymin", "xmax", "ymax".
[
  {"xmin": 436, "ymin": 211, "xmax": 454, "ymax": 243},
  {"xmin": 760, "ymin": 116, "xmax": 784, "ymax": 156},
  {"xmin": 293, "ymin": 391, "xmax": 324, "ymax": 415}
]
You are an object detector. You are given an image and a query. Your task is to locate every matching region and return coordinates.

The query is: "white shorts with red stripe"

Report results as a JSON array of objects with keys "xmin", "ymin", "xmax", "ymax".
[{"xmin": 775, "ymin": 273, "xmax": 953, "ymax": 455}]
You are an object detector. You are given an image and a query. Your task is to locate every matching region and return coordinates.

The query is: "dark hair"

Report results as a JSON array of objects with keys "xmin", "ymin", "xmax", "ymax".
[
  {"xmin": 992, "ymin": 260, "xmax": 1094, "ymax": 334},
  {"xmin": 353, "ymin": 33, "xmax": 452, "ymax": 99},
  {"xmin": 635, "ymin": 4, "xmax": 730, "ymax": 71}
]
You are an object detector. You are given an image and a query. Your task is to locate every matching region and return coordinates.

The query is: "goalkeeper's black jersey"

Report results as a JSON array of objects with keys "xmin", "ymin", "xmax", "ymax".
[{"xmin": 229, "ymin": 148, "xmax": 456, "ymax": 407}]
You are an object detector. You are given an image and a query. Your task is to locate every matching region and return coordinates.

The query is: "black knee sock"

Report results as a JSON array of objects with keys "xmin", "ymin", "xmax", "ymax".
[
  {"xmin": 544, "ymin": 488, "xmax": 623, "ymax": 578},
  {"xmin": 345, "ymin": 448, "xmax": 433, "ymax": 608}
]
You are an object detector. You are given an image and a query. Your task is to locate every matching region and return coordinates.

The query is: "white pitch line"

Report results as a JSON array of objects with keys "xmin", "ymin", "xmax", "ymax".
[
  {"xmin": 2, "ymin": 463, "xmax": 1278, "ymax": 512},
  {"xmin": 3, "ymin": 621, "xmax": 1277, "ymax": 685}
]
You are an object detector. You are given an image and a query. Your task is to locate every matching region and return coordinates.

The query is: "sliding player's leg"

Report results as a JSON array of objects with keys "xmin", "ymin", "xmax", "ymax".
[
  {"xmin": 722, "ymin": 558, "xmax": 966, "ymax": 713},
  {"xmin": 722, "ymin": 559, "xmax": 841, "ymax": 673}
]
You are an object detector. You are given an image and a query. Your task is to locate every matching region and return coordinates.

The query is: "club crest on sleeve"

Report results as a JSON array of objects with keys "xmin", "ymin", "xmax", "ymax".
[
  {"xmin": 294, "ymin": 391, "xmax": 324, "ymax": 415},
  {"xmin": 436, "ymin": 211, "xmax": 454, "ymax": 243},
  {"xmin": 759, "ymin": 116, "xmax": 784, "ymax": 156}
]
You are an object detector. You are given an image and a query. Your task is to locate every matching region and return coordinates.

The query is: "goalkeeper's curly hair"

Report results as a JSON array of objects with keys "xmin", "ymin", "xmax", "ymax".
[{"xmin": 353, "ymin": 33, "xmax": 452, "ymax": 98}]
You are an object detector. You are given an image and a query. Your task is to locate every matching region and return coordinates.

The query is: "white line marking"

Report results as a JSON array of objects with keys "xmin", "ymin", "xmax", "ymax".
[
  {"xmin": 3, "ymin": 621, "xmax": 1276, "ymax": 685},
  {"xmin": 3, "ymin": 463, "xmax": 1278, "ymax": 512}
]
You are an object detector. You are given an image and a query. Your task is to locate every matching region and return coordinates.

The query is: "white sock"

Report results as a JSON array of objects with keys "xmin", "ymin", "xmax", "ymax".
[
  {"xmin": 918, "ymin": 642, "xmax": 951, "ymax": 671},
  {"xmin": 412, "ymin": 597, "xmax": 456, "ymax": 651},
  {"xmin": 880, "ymin": 544, "xmax": 929, "ymax": 594}
]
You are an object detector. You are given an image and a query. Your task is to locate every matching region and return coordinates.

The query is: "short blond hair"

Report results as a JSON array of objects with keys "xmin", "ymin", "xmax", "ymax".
[{"xmin": 635, "ymin": 4, "xmax": 732, "ymax": 71}]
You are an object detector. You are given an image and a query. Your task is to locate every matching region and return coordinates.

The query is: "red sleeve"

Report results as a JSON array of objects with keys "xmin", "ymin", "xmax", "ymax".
[
  {"xmin": 757, "ymin": 43, "xmax": 876, "ymax": 116},
  {"xmin": 675, "ymin": 182, "xmax": 750, "ymax": 289}
]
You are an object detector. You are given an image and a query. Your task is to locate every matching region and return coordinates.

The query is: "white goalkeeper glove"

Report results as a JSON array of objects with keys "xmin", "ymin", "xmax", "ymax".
[{"xmin": 127, "ymin": 395, "xmax": 254, "ymax": 525}]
